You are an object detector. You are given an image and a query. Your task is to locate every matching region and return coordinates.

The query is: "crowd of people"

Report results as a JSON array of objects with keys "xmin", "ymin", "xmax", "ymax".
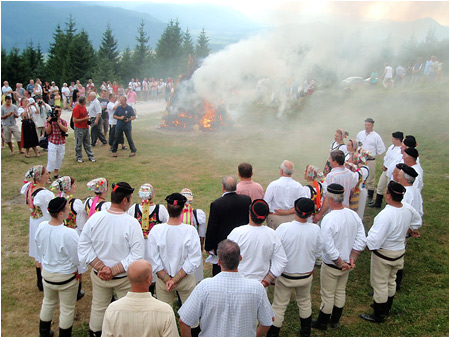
[{"xmin": 17, "ymin": 114, "xmax": 425, "ymax": 337}]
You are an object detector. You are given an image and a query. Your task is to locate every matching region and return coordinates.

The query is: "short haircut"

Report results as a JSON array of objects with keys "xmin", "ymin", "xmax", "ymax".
[
  {"xmin": 222, "ymin": 176, "xmax": 237, "ymax": 192},
  {"xmin": 327, "ymin": 192, "xmax": 344, "ymax": 204},
  {"xmin": 386, "ymin": 189, "xmax": 403, "ymax": 202},
  {"xmin": 330, "ymin": 150, "xmax": 345, "ymax": 165},
  {"xmin": 111, "ymin": 182, "xmax": 133, "ymax": 204},
  {"xmin": 402, "ymin": 172, "xmax": 415, "ymax": 184},
  {"xmin": 78, "ymin": 96, "xmax": 86, "ymax": 104},
  {"xmin": 217, "ymin": 239, "xmax": 240, "ymax": 270},
  {"xmin": 167, "ymin": 203, "xmax": 184, "ymax": 218},
  {"xmin": 238, "ymin": 163, "xmax": 253, "ymax": 178},
  {"xmin": 280, "ymin": 160, "xmax": 294, "ymax": 175},
  {"xmin": 109, "ymin": 93, "xmax": 115, "ymax": 99}
]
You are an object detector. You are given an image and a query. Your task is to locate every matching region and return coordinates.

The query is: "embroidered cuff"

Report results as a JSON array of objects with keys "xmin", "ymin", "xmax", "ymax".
[
  {"xmin": 172, "ymin": 269, "xmax": 187, "ymax": 284},
  {"xmin": 90, "ymin": 257, "xmax": 105, "ymax": 271},
  {"xmin": 157, "ymin": 270, "xmax": 170, "ymax": 283},
  {"xmin": 333, "ymin": 257, "xmax": 344, "ymax": 268},
  {"xmin": 111, "ymin": 263, "xmax": 125, "ymax": 277},
  {"xmin": 350, "ymin": 249, "xmax": 361, "ymax": 261},
  {"xmin": 262, "ymin": 271, "xmax": 276, "ymax": 286}
]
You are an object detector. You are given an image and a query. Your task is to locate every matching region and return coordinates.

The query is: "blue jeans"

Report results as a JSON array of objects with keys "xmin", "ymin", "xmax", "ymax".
[{"xmin": 112, "ymin": 125, "xmax": 136, "ymax": 153}]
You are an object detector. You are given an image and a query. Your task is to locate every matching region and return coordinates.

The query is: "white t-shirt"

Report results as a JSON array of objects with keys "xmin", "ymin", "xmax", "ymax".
[
  {"xmin": 384, "ymin": 66, "xmax": 393, "ymax": 79},
  {"xmin": 107, "ymin": 101, "xmax": 118, "ymax": 125}
]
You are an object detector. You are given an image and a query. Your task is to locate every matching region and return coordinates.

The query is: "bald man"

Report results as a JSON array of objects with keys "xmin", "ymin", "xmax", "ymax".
[
  {"xmin": 102, "ymin": 260, "xmax": 179, "ymax": 337},
  {"xmin": 87, "ymin": 91, "xmax": 107, "ymax": 147}
]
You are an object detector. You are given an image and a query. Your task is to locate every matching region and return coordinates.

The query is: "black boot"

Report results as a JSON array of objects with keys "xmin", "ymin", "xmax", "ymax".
[
  {"xmin": 385, "ymin": 296, "xmax": 394, "ymax": 316},
  {"xmin": 88, "ymin": 329, "xmax": 102, "ymax": 337},
  {"xmin": 176, "ymin": 291, "xmax": 182, "ymax": 307},
  {"xmin": 191, "ymin": 326, "xmax": 201, "ymax": 337},
  {"xmin": 395, "ymin": 269, "xmax": 403, "ymax": 291},
  {"xmin": 369, "ymin": 194, "xmax": 383, "ymax": 208},
  {"xmin": 267, "ymin": 325, "xmax": 281, "ymax": 337},
  {"xmin": 37, "ymin": 267, "xmax": 44, "ymax": 292},
  {"xmin": 312, "ymin": 310, "xmax": 330, "ymax": 330},
  {"xmin": 77, "ymin": 282, "xmax": 85, "ymax": 301},
  {"xmin": 299, "ymin": 316, "xmax": 312, "ymax": 337},
  {"xmin": 360, "ymin": 301, "xmax": 386, "ymax": 323},
  {"xmin": 329, "ymin": 306, "xmax": 343, "ymax": 329},
  {"xmin": 59, "ymin": 326, "xmax": 72, "ymax": 337},
  {"xmin": 367, "ymin": 190, "xmax": 374, "ymax": 204},
  {"xmin": 39, "ymin": 320, "xmax": 54, "ymax": 337}
]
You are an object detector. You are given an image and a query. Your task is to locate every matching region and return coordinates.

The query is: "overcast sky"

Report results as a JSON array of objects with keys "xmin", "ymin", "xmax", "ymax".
[{"xmin": 100, "ymin": 0, "xmax": 448, "ymax": 26}]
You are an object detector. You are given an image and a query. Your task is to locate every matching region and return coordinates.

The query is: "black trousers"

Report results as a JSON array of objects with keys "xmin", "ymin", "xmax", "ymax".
[{"xmin": 212, "ymin": 264, "xmax": 221, "ymax": 276}]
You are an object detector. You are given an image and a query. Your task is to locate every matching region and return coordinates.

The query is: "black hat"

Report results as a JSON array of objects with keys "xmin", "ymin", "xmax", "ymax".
[
  {"xmin": 387, "ymin": 180, "xmax": 406, "ymax": 196},
  {"xmin": 404, "ymin": 147, "xmax": 419, "ymax": 159},
  {"xmin": 396, "ymin": 163, "xmax": 418, "ymax": 178},
  {"xmin": 165, "ymin": 193, "xmax": 187, "ymax": 206},
  {"xmin": 403, "ymin": 135, "xmax": 417, "ymax": 148},
  {"xmin": 111, "ymin": 182, "xmax": 134, "ymax": 194},
  {"xmin": 327, "ymin": 183, "xmax": 344, "ymax": 194},
  {"xmin": 48, "ymin": 197, "xmax": 67, "ymax": 213},
  {"xmin": 392, "ymin": 131, "xmax": 404, "ymax": 140},
  {"xmin": 365, "ymin": 117, "xmax": 375, "ymax": 123},
  {"xmin": 250, "ymin": 199, "xmax": 269, "ymax": 220},
  {"xmin": 294, "ymin": 197, "xmax": 315, "ymax": 217}
]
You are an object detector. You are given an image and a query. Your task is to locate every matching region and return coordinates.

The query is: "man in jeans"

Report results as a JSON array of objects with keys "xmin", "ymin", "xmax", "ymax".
[
  {"xmin": 112, "ymin": 96, "xmax": 137, "ymax": 157},
  {"xmin": 72, "ymin": 96, "xmax": 96, "ymax": 163},
  {"xmin": 88, "ymin": 92, "xmax": 107, "ymax": 147}
]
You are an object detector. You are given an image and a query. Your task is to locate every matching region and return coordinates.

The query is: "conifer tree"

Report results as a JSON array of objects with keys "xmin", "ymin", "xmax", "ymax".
[
  {"xmin": 195, "ymin": 28, "xmax": 210, "ymax": 59},
  {"xmin": 132, "ymin": 20, "xmax": 151, "ymax": 76},
  {"xmin": 155, "ymin": 19, "xmax": 184, "ymax": 77}
]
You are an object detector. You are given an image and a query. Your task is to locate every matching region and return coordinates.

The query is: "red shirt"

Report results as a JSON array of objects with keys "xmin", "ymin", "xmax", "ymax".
[
  {"xmin": 72, "ymin": 104, "xmax": 89, "ymax": 129},
  {"xmin": 112, "ymin": 85, "xmax": 119, "ymax": 95},
  {"xmin": 45, "ymin": 119, "xmax": 67, "ymax": 145}
]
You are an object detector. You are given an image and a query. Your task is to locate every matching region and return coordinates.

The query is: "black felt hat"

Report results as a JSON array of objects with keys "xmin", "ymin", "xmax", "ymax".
[
  {"xmin": 396, "ymin": 163, "xmax": 418, "ymax": 178},
  {"xmin": 294, "ymin": 197, "xmax": 315, "ymax": 216},
  {"xmin": 165, "ymin": 193, "xmax": 187, "ymax": 206},
  {"xmin": 250, "ymin": 199, "xmax": 269, "ymax": 220},
  {"xmin": 327, "ymin": 183, "xmax": 344, "ymax": 194},
  {"xmin": 47, "ymin": 197, "xmax": 67, "ymax": 213}
]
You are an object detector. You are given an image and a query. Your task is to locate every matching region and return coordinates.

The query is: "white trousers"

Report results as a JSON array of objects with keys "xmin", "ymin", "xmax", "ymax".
[{"xmin": 47, "ymin": 142, "xmax": 65, "ymax": 172}]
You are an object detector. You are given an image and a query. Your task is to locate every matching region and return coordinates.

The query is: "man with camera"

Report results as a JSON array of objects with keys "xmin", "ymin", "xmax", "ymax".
[{"xmin": 45, "ymin": 106, "xmax": 68, "ymax": 180}]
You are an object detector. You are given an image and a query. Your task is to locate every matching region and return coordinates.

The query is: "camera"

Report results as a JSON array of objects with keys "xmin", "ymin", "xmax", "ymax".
[
  {"xmin": 87, "ymin": 120, "xmax": 92, "ymax": 125},
  {"xmin": 47, "ymin": 109, "xmax": 58, "ymax": 122}
]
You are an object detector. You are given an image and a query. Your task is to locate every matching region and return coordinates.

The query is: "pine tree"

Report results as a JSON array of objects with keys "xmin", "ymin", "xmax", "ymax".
[
  {"xmin": 195, "ymin": 28, "xmax": 210, "ymax": 59},
  {"xmin": 119, "ymin": 46, "xmax": 133, "ymax": 84},
  {"xmin": 155, "ymin": 19, "xmax": 184, "ymax": 77},
  {"xmin": 95, "ymin": 23, "xmax": 120, "ymax": 84},
  {"xmin": 132, "ymin": 20, "xmax": 151, "ymax": 76},
  {"xmin": 46, "ymin": 24, "xmax": 66, "ymax": 84},
  {"xmin": 5, "ymin": 48, "xmax": 24, "ymax": 86},
  {"xmin": 66, "ymin": 30, "xmax": 96, "ymax": 84},
  {"xmin": 182, "ymin": 28, "xmax": 195, "ymax": 57}
]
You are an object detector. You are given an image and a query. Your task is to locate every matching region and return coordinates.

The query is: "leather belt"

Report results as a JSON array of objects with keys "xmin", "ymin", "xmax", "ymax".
[
  {"xmin": 373, "ymin": 250, "xmax": 405, "ymax": 261},
  {"xmin": 44, "ymin": 274, "xmax": 77, "ymax": 285},
  {"xmin": 325, "ymin": 262, "xmax": 341, "ymax": 270},
  {"xmin": 281, "ymin": 272, "xmax": 313, "ymax": 280}
]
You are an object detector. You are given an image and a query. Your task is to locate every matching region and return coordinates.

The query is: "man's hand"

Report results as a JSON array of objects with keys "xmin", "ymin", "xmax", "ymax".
[
  {"xmin": 349, "ymin": 258, "xmax": 356, "ymax": 269},
  {"xmin": 411, "ymin": 230, "xmax": 420, "ymax": 238},
  {"xmin": 274, "ymin": 209, "xmax": 286, "ymax": 216},
  {"xmin": 166, "ymin": 279, "xmax": 177, "ymax": 292},
  {"xmin": 98, "ymin": 266, "xmax": 113, "ymax": 281},
  {"xmin": 341, "ymin": 262, "xmax": 352, "ymax": 271},
  {"xmin": 313, "ymin": 213, "xmax": 322, "ymax": 223}
]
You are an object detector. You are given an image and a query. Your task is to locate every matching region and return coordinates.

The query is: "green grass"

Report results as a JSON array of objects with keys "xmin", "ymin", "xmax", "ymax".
[{"xmin": 1, "ymin": 82, "xmax": 448, "ymax": 336}]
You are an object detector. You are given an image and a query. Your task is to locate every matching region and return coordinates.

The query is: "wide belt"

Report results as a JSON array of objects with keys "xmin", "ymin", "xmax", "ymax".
[
  {"xmin": 373, "ymin": 250, "xmax": 405, "ymax": 261},
  {"xmin": 94, "ymin": 270, "xmax": 127, "ymax": 279},
  {"xmin": 324, "ymin": 262, "xmax": 342, "ymax": 270},
  {"xmin": 44, "ymin": 274, "xmax": 77, "ymax": 285},
  {"xmin": 281, "ymin": 272, "xmax": 313, "ymax": 280}
]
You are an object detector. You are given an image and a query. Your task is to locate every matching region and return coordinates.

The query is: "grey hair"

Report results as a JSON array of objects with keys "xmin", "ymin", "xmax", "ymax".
[
  {"xmin": 327, "ymin": 192, "xmax": 344, "ymax": 204},
  {"xmin": 280, "ymin": 160, "xmax": 294, "ymax": 175},
  {"xmin": 403, "ymin": 172, "xmax": 415, "ymax": 184},
  {"xmin": 222, "ymin": 176, "xmax": 237, "ymax": 192},
  {"xmin": 217, "ymin": 239, "xmax": 240, "ymax": 270}
]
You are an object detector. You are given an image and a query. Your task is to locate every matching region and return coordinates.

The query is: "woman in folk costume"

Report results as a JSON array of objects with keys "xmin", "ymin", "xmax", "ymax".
[
  {"xmin": 20, "ymin": 99, "xmax": 40, "ymax": 158},
  {"xmin": 345, "ymin": 148, "xmax": 370, "ymax": 220},
  {"xmin": 127, "ymin": 183, "xmax": 169, "ymax": 293},
  {"xmin": 21, "ymin": 165, "xmax": 54, "ymax": 291},
  {"xmin": 83, "ymin": 178, "xmax": 110, "ymax": 219},
  {"xmin": 179, "ymin": 188, "xmax": 206, "ymax": 283},
  {"xmin": 345, "ymin": 138, "xmax": 362, "ymax": 162},
  {"xmin": 323, "ymin": 129, "xmax": 349, "ymax": 176},
  {"xmin": 303, "ymin": 165, "xmax": 325, "ymax": 217},
  {"xmin": 50, "ymin": 176, "xmax": 87, "ymax": 301}
]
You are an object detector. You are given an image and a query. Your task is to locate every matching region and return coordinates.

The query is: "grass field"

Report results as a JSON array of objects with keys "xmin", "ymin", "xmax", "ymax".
[{"xmin": 1, "ymin": 82, "xmax": 448, "ymax": 336}]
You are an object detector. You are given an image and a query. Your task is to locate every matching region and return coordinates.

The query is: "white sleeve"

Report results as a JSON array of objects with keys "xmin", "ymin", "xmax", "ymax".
[
  {"xmin": 65, "ymin": 229, "xmax": 81, "ymax": 269},
  {"xmin": 21, "ymin": 182, "xmax": 32, "ymax": 195},
  {"xmin": 148, "ymin": 229, "xmax": 163, "ymax": 273},
  {"xmin": 367, "ymin": 211, "xmax": 390, "ymax": 250},
  {"xmin": 321, "ymin": 217, "xmax": 340, "ymax": 261},
  {"xmin": 34, "ymin": 189, "xmax": 55, "ymax": 208},
  {"xmin": 181, "ymin": 229, "xmax": 202, "ymax": 275},
  {"xmin": 73, "ymin": 199, "xmax": 87, "ymax": 234},
  {"xmin": 264, "ymin": 184, "xmax": 274, "ymax": 210},
  {"xmin": 315, "ymin": 226, "xmax": 324, "ymax": 260},
  {"xmin": 127, "ymin": 204, "xmax": 137, "ymax": 217},
  {"xmin": 159, "ymin": 204, "xmax": 169, "ymax": 223},
  {"xmin": 77, "ymin": 219, "xmax": 96, "ymax": 269},
  {"xmin": 120, "ymin": 219, "xmax": 145, "ymax": 271},
  {"xmin": 269, "ymin": 233, "xmax": 288, "ymax": 278},
  {"xmin": 352, "ymin": 214, "xmax": 367, "ymax": 252},
  {"xmin": 376, "ymin": 135, "xmax": 386, "ymax": 155},
  {"xmin": 407, "ymin": 204, "xmax": 423, "ymax": 230},
  {"xmin": 196, "ymin": 209, "xmax": 207, "ymax": 237}
]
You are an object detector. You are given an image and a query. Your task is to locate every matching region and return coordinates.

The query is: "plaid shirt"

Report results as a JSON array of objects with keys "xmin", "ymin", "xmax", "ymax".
[{"xmin": 45, "ymin": 119, "xmax": 67, "ymax": 145}]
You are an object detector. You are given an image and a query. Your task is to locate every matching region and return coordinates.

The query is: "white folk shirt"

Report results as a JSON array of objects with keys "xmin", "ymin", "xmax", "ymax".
[
  {"xmin": 264, "ymin": 176, "xmax": 307, "ymax": 212},
  {"xmin": 412, "ymin": 163, "xmax": 424, "ymax": 192},
  {"xmin": 78, "ymin": 210, "xmax": 144, "ymax": 276},
  {"xmin": 88, "ymin": 98, "xmax": 102, "ymax": 118},
  {"xmin": 148, "ymin": 223, "xmax": 202, "ymax": 276},
  {"xmin": 321, "ymin": 208, "xmax": 367, "ymax": 265},
  {"xmin": 35, "ymin": 222, "xmax": 80, "ymax": 274},
  {"xmin": 383, "ymin": 145, "xmax": 402, "ymax": 168},
  {"xmin": 386, "ymin": 152, "xmax": 404, "ymax": 180},
  {"xmin": 324, "ymin": 167, "xmax": 358, "ymax": 207},
  {"xmin": 227, "ymin": 224, "xmax": 287, "ymax": 281},
  {"xmin": 356, "ymin": 130, "xmax": 386, "ymax": 157},
  {"xmin": 404, "ymin": 186, "xmax": 423, "ymax": 218},
  {"xmin": 367, "ymin": 204, "xmax": 422, "ymax": 251},
  {"xmin": 276, "ymin": 220, "xmax": 323, "ymax": 274}
]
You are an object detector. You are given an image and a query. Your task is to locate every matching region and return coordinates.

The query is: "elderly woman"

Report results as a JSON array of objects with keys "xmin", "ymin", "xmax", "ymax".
[
  {"xmin": 324, "ymin": 129, "xmax": 349, "ymax": 175},
  {"xmin": 20, "ymin": 99, "xmax": 41, "ymax": 157},
  {"xmin": 21, "ymin": 165, "xmax": 54, "ymax": 291}
]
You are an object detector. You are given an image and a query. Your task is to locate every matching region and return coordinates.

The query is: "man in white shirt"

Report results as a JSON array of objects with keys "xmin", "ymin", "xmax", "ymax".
[
  {"xmin": 312, "ymin": 184, "xmax": 367, "ymax": 331},
  {"xmin": 382, "ymin": 63, "xmax": 393, "ymax": 88},
  {"xmin": 356, "ymin": 118, "xmax": 386, "ymax": 203},
  {"xmin": 269, "ymin": 198, "xmax": 322, "ymax": 337},
  {"xmin": 178, "ymin": 239, "xmax": 274, "ymax": 337},
  {"xmin": 227, "ymin": 199, "xmax": 287, "ymax": 286},
  {"xmin": 102, "ymin": 260, "xmax": 179, "ymax": 337},
  {"xmin": 35, "ymin": 197, "xmax": 81, "ymax": 337},
  {"xmin": 264, "ymin": 160, "xmax": 307, "ymax": 230},
  {"xmin": 87, "ymin": 92, "xmax": 107, "ymax": 147},
  {"xmin": 106, "ymin": 94, "xmax": 125, "ymax": 150},
  {"xmin": 403, "ymin": 147, "xmax": 423, "ymax": 192},
  {"xmin": 61, "ymin": 83, "xmax": 71, "ymax": 110},
  {"xmin": 370, "ymin": 131, "xmax": 403, "ymax": 208},
  {"xmin": 78, "ymin": 182, "xmax": 144, "ymax": 337},
  {"xmin": 361, "ymin": 181, "xmax": 421, "ymax": 323},
  {"xmin": 148, "ymin": 193, "xmax": 202, "ymax": 309}
]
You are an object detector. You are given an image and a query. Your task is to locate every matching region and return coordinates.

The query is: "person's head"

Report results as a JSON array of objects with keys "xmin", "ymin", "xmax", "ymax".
[
  {"xmin": 304, "ymin": 164, "xmax": 324, "ymax": 181},
  {"xmin": 280, "ymin": 160, "xmax": 294, "ymax": 176},
  {"xmin": 217, "ymin": 239, "xmax": 241, "ymax": 271},
  {"xmin": 180, "ymin": 188, "xmax": 194, "ymax": 205},
  {"xmin": 394, "ymin": 163, "xmax": 417, "ymax": 185},
  {"xmin": 51, "ymin": 81, "xmax": 56, "ymax": 86},
  {"xmin": 78, "ymin": 96, "xmax": 86, "ymax": 106},
  {"xmin": 385, "ymin": 181, "xmax": 406, "ymax": 203},
  {"xmin": 326, "ymin": 183, "xmax": 344, "ymax": 206},
  {"xmin": 392, "ymin": 131, "xmax": 404, "ymax": 146},
  {"xmin": 403, "ymin": 147, "xmax": 418, "ymax": 165},
  {"xmin": 329, "ymin": 150, "xmax": 345, "ymax": 167},
  {"xmin": 3, "ymin": 81, "xmax": 9, "ymax": 87},
  {"xmin": 139, "ymin": 183, "xmax": 154, "ymax": 202},
  {"xmin": 165, "ymin": 193, "xmax": 187, "ymax": 218},
  {"xmin": 53, "ymin": 106, "xmax": 62, "ymax": 117},
  {"xmin": 364, "ymin": 118, "xmax": 375, "ymax": 133},
  {"xmin": 50, "ymin": 176, "xmax": 74, "ymax": 195},
  {"xmin": 294, "ymin": 197, "xmax": 315, "ymax": 220},
  {"xmin": 87, "ymin": 177, "xmax": 108, "ymax": 196},
  {"xmin": 111, "ymin": 182, "xmax": 134, "ymax": 210},
  {"xmin": 88, "ymin": 79, "xmax": 93, "ymax": 84},
  {"xmin": 249, "ymin": 199, "xmax": 269, "ymax": 225},
  {"xmin": 222, "ymin": 176, "xmax": 237, "ymax": 192},
  {"xmin": 238, "ymin": 162, "xmax": 253, "ymax": 179},
  {"xmin": 128, "ymin": 260, "xmax": 153, "ymax": 291},
  {"xmin": 334, "ymin": 129, "xmax": 348, "ymax": 143},
  {"xmin": 25, "ymin": 165, "xmax": 49, "ymax": 184},
  {"xmin": 113, "ymin": 81, "xmax": 117, "ymax": 86},
  {"xmin": 29, "ymin": 79, "xmax": 34, "ymax": 85},
  {"xmin": 16, "ymin": 83, "xmax": 22, "ymax": 89},
  {"xmin": 109, "ymin": 93, "xmax": 116, "ymax": 102},
  {"xmin": 119, "ymin": 95, "xmax": 127, "ymax": 106},
  {"xmin": 48, "ymin": 197, "xmax": 70, "ymax": 220},
  {"xmin": 88, "ymin": 91, "xmax": 96, "ymax": 102},
  {"xmin": 401, "ymin": 135, "xmax": 417, "ymax": 153},
  {"xmin": 346, "ymin": 139, "xmax": 359, "ymax": 153},
  {"xmin": 4, "ymin": 96, "xmax": 12, "ymax": 106}
]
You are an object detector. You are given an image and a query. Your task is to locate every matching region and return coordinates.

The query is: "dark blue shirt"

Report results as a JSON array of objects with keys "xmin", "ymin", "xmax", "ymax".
[{"xmin": 115, "ymin": 104, "xmax": 135, "ymax": 129}]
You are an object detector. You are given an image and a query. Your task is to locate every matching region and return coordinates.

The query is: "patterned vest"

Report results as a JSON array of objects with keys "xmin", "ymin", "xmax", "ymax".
[
  {"xmin": 64, "ymin": 198, "xmax": 78, "ymax": 229},
  {"xmin": 27, "ymin": 187, "xmax": 44, "ymax": 219},
  {"xmin": 134, "ymin": 204, "xmax": 162, "ymax": 239}
]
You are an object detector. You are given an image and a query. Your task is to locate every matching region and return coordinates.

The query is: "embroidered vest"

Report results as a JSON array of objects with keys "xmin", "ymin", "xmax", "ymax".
[
  {"xmin": 28, "ymin": 187, "xmax": 44, "ymax": 219},
  {"xmin": 134, "ymin": 204, "xmax": 162, "ymax": 239},
  {"xmin": 306, "ymin": 182, "xmax": 323, "ymax": 214},
  {"xmin": 85, "ymin": 197, "xmax": 106, "ymax": 217},
  {"xmin": 180, "ymin": 205, "xmax": 199, "ymax": 231},
  {"xmin": 64, "ymin": 198, "xmax": 78, "ymax": 229}
]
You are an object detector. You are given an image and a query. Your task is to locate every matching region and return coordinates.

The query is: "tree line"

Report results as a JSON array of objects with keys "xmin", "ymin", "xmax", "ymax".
[{"xmin": 1, "ymin": 15, "xmax": 211, "ymax": 87}]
